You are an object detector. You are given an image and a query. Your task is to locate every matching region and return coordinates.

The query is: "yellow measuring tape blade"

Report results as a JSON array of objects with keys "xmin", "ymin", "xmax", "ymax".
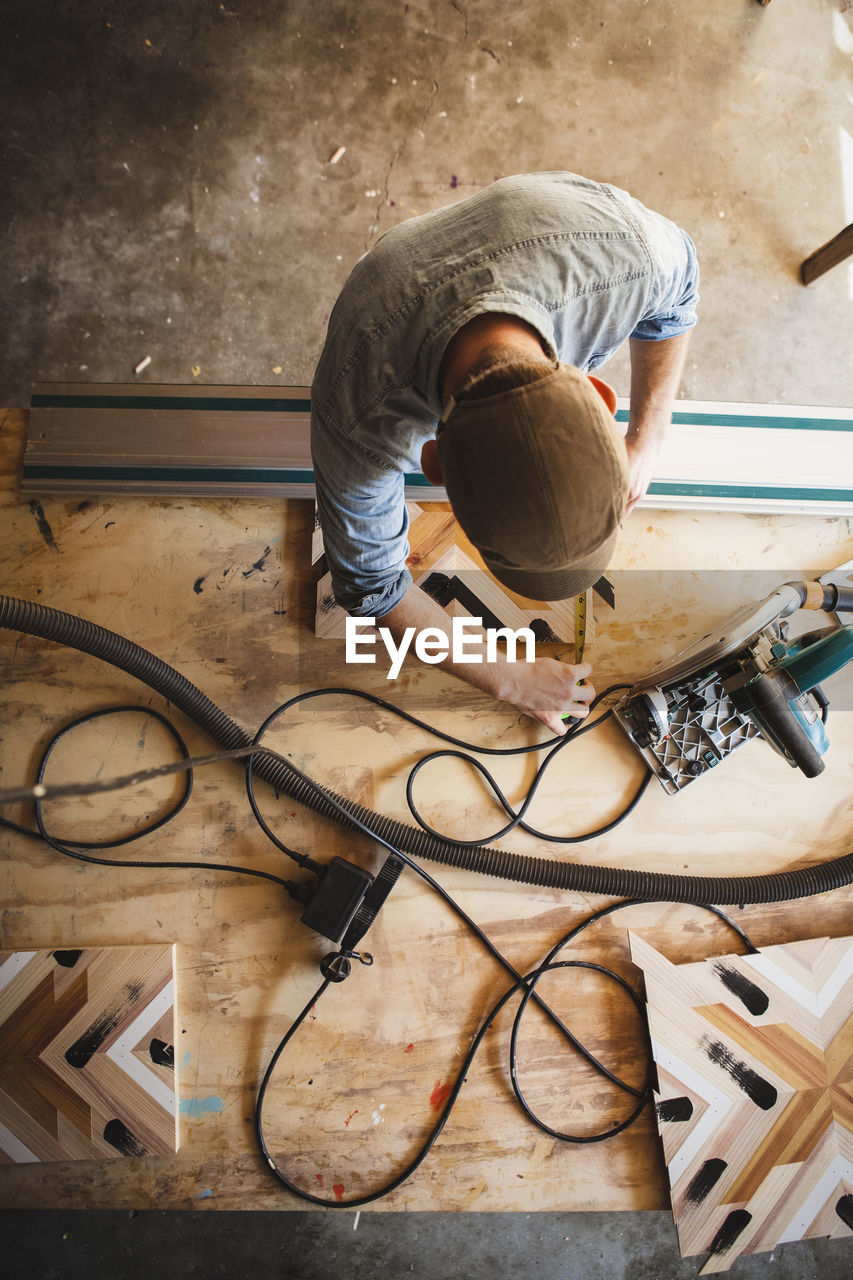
[{"xmin": 573, "ymin": 591, "xmax": 587, "ymax": 665}]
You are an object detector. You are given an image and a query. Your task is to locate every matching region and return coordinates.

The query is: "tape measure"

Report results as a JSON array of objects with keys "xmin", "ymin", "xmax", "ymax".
[
  {"xmin": 560, "ymin": 592, "xmax": 589, "ymax": 725},
  {"xmin": 573, "ymin": 591, "xmax": 587, "ymax": 665}
]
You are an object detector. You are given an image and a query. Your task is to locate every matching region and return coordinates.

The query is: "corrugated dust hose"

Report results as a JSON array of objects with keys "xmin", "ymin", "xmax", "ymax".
[{"xmin": 2, "ymin": 594, "xmax": 851, "ymax": 905}]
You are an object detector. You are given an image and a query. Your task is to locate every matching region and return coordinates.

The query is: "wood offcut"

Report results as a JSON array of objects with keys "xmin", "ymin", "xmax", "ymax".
[
  {"xmin": 801, "ymin": 223, "xmax": 853, "ymax": 286},
  {"xmin": 313, "ymin": 498, "xmax": 582, "ymax": 644},
  {"xmin": 0, "ymin": 946, "xmax": 178, "ymax": 1164},
  {"xmin": 630, "ymin": 933, "xmax": 853, "ymax": 1274}
]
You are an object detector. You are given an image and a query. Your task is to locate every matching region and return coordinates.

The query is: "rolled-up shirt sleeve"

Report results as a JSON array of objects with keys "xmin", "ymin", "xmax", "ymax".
[
  {"xmin": 630, "ymin": 226, "xmax": 700, "ymax": 342},
  {"xmin": 311, "ymin": 406, "xmax": 413, "ymax": 617}
]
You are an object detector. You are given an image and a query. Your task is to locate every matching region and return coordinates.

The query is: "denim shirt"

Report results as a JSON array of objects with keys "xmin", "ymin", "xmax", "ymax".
[{"xmin": 310, "ymin": 171, "xmax": 699, "ymax": 617}]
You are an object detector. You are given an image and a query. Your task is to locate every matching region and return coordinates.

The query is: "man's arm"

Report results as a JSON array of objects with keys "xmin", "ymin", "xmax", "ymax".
[
  {"xmin": 625, "ymin": 332, "xmax": 691, "ymax": 513},
  {"xmin": 380, "ymin": 588, "xmax": 593, "ymax": 736}
]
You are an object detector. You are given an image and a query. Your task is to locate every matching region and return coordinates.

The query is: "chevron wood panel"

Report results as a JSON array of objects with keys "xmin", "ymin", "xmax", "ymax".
[
  {"xmin": 629, "ymin": 933, "xmax": 853, "ymax": 1274},
  {"xmin": 0, "ymin": 946, "xmax": 178, "ymax": 1164},
  {"xmin": 313, "ymin": 500, "xmax": 582, "ymax": 644}
]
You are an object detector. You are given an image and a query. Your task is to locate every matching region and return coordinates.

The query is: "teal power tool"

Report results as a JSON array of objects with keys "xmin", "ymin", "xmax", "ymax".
[{"xmin": 614, "ymin": 571, "xmax": 853, "ymax": 794}]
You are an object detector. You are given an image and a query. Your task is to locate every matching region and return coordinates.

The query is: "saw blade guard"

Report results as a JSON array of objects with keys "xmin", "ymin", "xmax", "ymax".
[
  {"xmin": 629, "ymin": 583, "xmax": 805, "ymax": 694},
  {"xmin": 613, "ymin": 576, "xmax": 853, "ymax": 794}
]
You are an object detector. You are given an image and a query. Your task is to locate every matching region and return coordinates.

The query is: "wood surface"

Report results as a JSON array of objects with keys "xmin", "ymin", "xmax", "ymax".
[
  {"xmin": 1, "ymin": 406, "xmax": 853, "ymax": 1217},
  {"xmin": 0, "ymin": 945, "xmax": 178, "ymax": 1163},
  {"xmin": 629, "ymin": 933, "xmax": 853, "ymax": 1273}
]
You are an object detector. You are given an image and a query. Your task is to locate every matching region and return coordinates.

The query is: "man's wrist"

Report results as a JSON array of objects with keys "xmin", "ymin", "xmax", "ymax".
[{"xmin": 625, "ymin": 409, "xmax": 670, "ymax": 445}]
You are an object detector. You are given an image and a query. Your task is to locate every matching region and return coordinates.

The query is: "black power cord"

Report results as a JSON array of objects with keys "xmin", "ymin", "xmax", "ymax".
[
  {"xmin": 241, "ymin": 691, "xmax": 754, "ymax": 1206},
  {"xmin": 1, "ymin": 686, "xmax": 651, "ymax": 1101},
  {"xmin": 1, "ymin": 704, "xmax": 320, "ymax": 893},
  {"xmin": 254, "ymin": 899, "xmax": 757, "ymax": 1208},
  {"xmin": 1, "ymin": 688, "xmax": 756, "ymax": 1209}
]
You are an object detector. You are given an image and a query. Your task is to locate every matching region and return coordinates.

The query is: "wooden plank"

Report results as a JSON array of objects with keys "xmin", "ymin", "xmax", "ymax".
[
  {"xmin": 22, "ymin": 384, "xmax": 853, "ymax": 514},
  {"xmin": 629, "ymin": 933, "xmax": 853, "ymax": 1272},
  {"xmin": 0, "ymin": 946, "xmax": 178, "ymax": 1163},
  {"xmin": 801, "ymin": 223, "xmax": 853, "ymax": 286}
]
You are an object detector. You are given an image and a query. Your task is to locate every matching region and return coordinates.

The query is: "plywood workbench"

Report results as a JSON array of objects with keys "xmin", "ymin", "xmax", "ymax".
[{"xmin": 0, "ymin": 406, "xmax": 851, "ymax": 1214}]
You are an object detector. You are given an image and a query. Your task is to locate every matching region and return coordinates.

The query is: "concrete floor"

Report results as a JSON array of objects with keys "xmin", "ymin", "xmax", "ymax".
[
  {"xmin": 2, "ymin": 0, "xmax": 853, "ymax": 1276},
  {"xmin": 0, "ymin": 1209, "xmax": 850, "ymax": 1280},
  {"xmin": 2, "ymin": 0, "xmax": 853, "ymax": 410}
]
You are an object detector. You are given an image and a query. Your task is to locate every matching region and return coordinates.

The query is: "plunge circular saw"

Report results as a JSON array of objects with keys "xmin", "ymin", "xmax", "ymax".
[{"xmin": 613, "ymin": 568, "xmax": 853, "ymax": 795}]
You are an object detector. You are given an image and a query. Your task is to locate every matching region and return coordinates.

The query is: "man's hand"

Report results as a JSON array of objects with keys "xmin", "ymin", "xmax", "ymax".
[
  {"xmin": 381, "ymin": 590, "xmax": 595, "ymax": 735},
  {"xmin": 624, "ymin": 430, "xmax": 665, "ymax": 514},
  {"xmin": 625, "ymin": 332, "xmax": 691, "ymax": 511},
  {"xmin": 496, "ymin": 656, "xmax": 595, "ymax": 736}
]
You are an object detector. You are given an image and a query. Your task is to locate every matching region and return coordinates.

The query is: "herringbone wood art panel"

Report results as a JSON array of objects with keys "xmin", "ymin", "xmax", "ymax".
[
  {"xmin": 0, "ymin": 945, "xmax": 178, "ymax": 1163},
  {"xmin": 314, "ymin": 501, "xmax": 579, "ymax": 642},
  {"xmin": 629, "ymin": 933, "xmax": 853, "ymax": 1273}
]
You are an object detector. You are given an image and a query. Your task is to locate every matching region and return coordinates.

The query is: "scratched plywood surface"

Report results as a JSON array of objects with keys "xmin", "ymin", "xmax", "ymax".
[
  {"xmin": 629, "ymin": 934, "xmax": 853, "ymax": 1273},
  {"xmin": 0, "ymin": 945, "xmax": 178, "ymax": 1163},
  {"xmin": 1, "ymin": 406, "xmax": 853, "ymax": 1216},
  {"xmin": 313, "ymin": 501, "xmax": 582, "ymax": 644}
]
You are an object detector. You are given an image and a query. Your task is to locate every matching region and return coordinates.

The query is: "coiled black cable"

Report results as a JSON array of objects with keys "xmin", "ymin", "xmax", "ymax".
[
  {"xmin": 254, "ymin": 899, "xmax": 758, "ymax": 1207},
  {"xmin": 3, "ymin": 705, "xmax": 317, "ymax": 894},
  {"xmin": 2, "ymin": 693, "xmax": 661, "ymax": 1190},
  {"xmin": 0, "ymin": 655, "xmax": 799, "ymax": 1208},
  {"xmin": 403, "ymin": 687, "xmax": 652, "ymax": 846},
  {"xmin": 0, "ymin": 693, "xmax": 710, "ymax": 1206}
]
